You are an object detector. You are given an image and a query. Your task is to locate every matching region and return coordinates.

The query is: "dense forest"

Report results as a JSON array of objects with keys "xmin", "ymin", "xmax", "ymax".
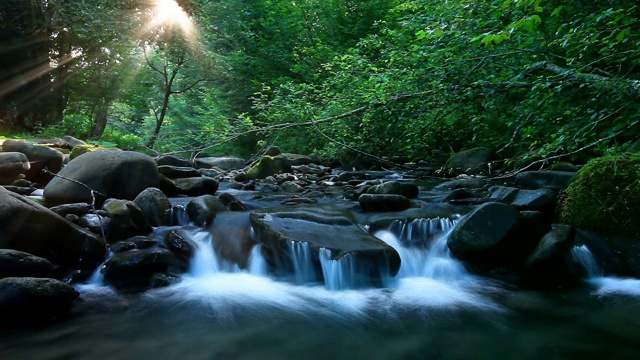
[{"xmin": 1, "ymin": 0, "xmax": 639, "ymax": 166}]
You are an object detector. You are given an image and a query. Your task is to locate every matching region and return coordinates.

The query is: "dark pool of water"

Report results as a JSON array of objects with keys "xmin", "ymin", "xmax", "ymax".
[{"xmin": 1, "ymin": 276, "xmax": 639, "ymax": 360}]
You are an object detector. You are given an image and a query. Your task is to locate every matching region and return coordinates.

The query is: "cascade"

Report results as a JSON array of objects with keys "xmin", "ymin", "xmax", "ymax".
[
  {"xmin": 287, "ymin": 240, "xmax": 319, "ymax": 284},
  {"xmin": 189, "ymin": 230, "xmax": 221, "ymax": 276},
  {"xmin": 570, "ymin": 244, "xmax": 602, "ymax": 278},
  {"xmin": 248, "ymin": 244, "xmax": 269, "ymax": 276},
  {"xmin": 170, "ymin": 204, "xmax": 190, "ymax": 226},
  {"xmin": 375, "ymin": 217, "xmax": 466, "ymax": 280},
  {"xmin": 318, "ymin": 248, "xmax": 359, "ymax": 290}
]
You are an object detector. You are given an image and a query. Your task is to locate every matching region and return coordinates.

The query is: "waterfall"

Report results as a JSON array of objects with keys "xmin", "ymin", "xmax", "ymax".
[
  {"xmin": 170, "ymin": 204, "xmax": 190, "ymax": 226},
  {"xmin": 318, "ymin": 248, "xmax": 359, "ymax": 291},
  {"xmin": 375, "ymin": 217, "xmax": 466, "ymax": 280},
  {"xmin": 189, "ymin": 230, "xmax": 220, "ymax": 276},
  {"xmin": 287, "ymin": 240, "xmax": 319, "ymax": 284},
  {"xmin": 570, "ymin": 244, "xmax": 602, "ymax": 278},
  {"xmin": 248, "ymin": 244, "xmax": 269, "ymax": 276}
]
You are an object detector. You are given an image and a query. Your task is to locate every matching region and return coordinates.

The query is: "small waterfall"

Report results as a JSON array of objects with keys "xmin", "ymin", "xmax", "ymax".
[
  {"xmin": 287, "ymin": 240, "xmax": 319, "ymax": 284},
  {"xmin": 375, "ymin": 217, "xmax": 466, "ymax": 280},
  {"xmin": 189, "ymin": 230, "xmax": 220, "ymax": 276},
  {"xmin": 571, "ymin": 244, "xmax": 602, "ymax": 278},
  {"xmin": 170, "ymin": 205, "xmax": 190, "ymax": 226},
  {"xmin": 318, "ymin": 248, "xmax": 358, "ymax": 290},
  {"xmin": 248, "ymin": 244, "xmax": 269, "ymax": 276}
]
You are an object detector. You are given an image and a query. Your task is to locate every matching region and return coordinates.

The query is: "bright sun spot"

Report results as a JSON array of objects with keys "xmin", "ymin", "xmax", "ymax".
[{"xmin": 150, "ymin": 0, "xmax": 194, "ymax": 35}]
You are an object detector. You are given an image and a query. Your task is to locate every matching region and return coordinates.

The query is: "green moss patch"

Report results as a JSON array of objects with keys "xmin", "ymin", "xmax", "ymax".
[{"xmin": 559, "ymin": 153, "xmax": 640, "ymax": 238}]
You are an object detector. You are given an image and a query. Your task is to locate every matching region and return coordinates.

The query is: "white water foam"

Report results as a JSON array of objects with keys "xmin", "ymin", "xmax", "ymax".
[{"xmin": 571, "ymin": 244, "xmax": 640, "ymax": 297}]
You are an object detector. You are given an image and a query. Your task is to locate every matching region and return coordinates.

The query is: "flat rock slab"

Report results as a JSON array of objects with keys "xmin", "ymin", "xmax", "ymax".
[{"xmin": 250, "ymin": 205, "xmax": 401, "ymax": 285}]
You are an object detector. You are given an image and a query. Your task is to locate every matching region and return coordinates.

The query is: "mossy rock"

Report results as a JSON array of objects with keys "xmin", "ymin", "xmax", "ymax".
[
  {"xmin": 558, "ymin": 153, "xmax": 640, "ymax": 238},
  {"xmin": 246, "ymin": 155, "xmax": 291, "ymax": 180},
  {"xmin": 70, "ymin": 144, "xmax": 119, "ymax": 160}
]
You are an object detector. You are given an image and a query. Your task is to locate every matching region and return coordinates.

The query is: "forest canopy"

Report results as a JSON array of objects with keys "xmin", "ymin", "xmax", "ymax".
[{"xmin": 1, "ymin": 0, "xmax": 639, "ymax": 166}]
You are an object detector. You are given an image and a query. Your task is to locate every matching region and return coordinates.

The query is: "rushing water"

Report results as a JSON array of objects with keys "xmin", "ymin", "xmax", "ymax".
[{"xmin": 2, "ymin": 219, "xmax": 640, "ymax": 360}]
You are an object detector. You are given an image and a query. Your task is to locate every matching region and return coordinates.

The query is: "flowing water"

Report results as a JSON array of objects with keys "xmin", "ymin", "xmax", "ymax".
[{"xmin": 1, "ymin": 218, "xmax": 640, "ymax": 360}]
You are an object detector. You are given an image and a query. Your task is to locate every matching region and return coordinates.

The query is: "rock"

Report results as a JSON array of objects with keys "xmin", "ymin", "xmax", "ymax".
[
  {"xmin": 43, "ymin": 150, "xmax": 159, "ymax": 207},
  {"xmin": 103, "ymin": 199, "xmax": 152, "ymax": 241},
  {"xmin": 0, "ymin": 152, "xmax": 30, "ymax": 185},
  {"xmin": 0, "ymin": 187, "xmax": 106, "ymax": 269},
  {"xmin": 2, "ymin": 140, "xmax": 65, "ymax": 184},
  {"xmin": 210, "ymin": 212, "xmax": 255, "ymax": 268},
  {"xmin": 444, "ymin": 147, "xmax": 496, "ymax": 175},
  {"xmin": 521, "ymin": 224, "xmax": 579, "ymax": 287},
  {"xmin": 250, "ymin": 206, "xmax": 401, "ymax": 286},
  {"xmin": 157, "ymin": 165, "xmax": 201, "ymax": 179},
  {"xmin": 133, "ymin": 187, "xmax": 172, "ymax": 227},
  {"xmin": 61, "ymin": 135, "xmax": 86, "ymax": 148},
  {"xmin": 163, "ymin": 229, "xmax": 196, "ymax": 263},
  {"xmin": 282, "ymin": 153, "xmax": 313, "ymax": 166},
  {"xmin": 194, "ymin": 156, "xmax": 245, "ymax": 171},
  {"xmin": 515, "ymin": 170, "xmax": 576, "ymax": 190},
  {"xmin": 101, "ymin": 248, "xmax": 181, "ymax": 290},
  {"xmin": 265, "ymin": 146, "xmax": 282, "ymax": 156},
  {"xmin": 186, "ymin": 195, "xmax": 226, "ymax": 227},
  {"xmin": 549, "ymin": 161, "xmax": 579, "ymax": 172},
  {"xmin": 367, "ymin": 181, "xmax": 419, "ymax": 198},
  {"xmin": 218, "ymin": 193, "xmax": 251, "ymax": 211},
  {"xmin": 48, "ymin": 203, "xmax": 93, "ymax": 218},
  {"xmin": 173, "ymin": 177, "xmax": 219, "ymax": 196},
  {"xmin": 433, "ymin": 178, "xmax": 488, "ymax": 191},
  {"xmin": 488, "ymin": 186, "xmax": 557, "ymax": 212},
  {"xmin": 69, "ymin": 144, "xmax": 118, "ymax": 160},
  {"xmin": 280, "ymin": 181, "xmax": 305, "ymax": 193},
  {"xmin": 358, "ymin": 194, "xmax": 412, "ymax": 212},
  {"xmin": 0, "ymin": 277, "xmax": 79, "ymax": 322},
  {"xmin": 79, "ymin": 213, "xmax": 111, "ymax": 235},
  {"xmin": 0, "ymin": 249, "xmax": 55, "ymax": 279},
  {"xmin": 155, "ymin": 155, "xmax": 192, "ymax": 167},
  {"xmin": 246, "ymin": 155, "xmax": 291, "ymax": 180},
  {"xmin": 447, "ymin": 202, "xmax": 540, "ymax": 269}
]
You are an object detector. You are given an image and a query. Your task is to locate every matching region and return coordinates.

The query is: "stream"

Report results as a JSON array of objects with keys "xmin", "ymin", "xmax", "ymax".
[{"xmin": 1, "ymin": 203, "xmax": 640, "ymax": 359}]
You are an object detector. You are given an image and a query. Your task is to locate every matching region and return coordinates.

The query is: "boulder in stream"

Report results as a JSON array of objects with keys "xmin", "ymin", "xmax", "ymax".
[
  {"xmin": 0, "ymin": 277, "xmax": 79, "ymax": 323},
  {"xmin": 0, "ymin": 152, "xmax": 30, "ymax": 185},
  {"xmin": 2, "ymin": 140, "xmax": 65, "ymax": 185},
  {"xmin": 0, "ymin": 249, "xmax": 55, "ymax": 279},
  {"xmin": 101, "ymin": 248, "xmax": 182, "ymax": 290}
]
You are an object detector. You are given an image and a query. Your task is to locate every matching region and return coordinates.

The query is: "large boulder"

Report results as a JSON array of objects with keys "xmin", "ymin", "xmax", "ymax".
[
  {"xmin": 0, "ymin": 152, "xmax": 30, "ymax": 185},
  {"xmin": 447, "ymin": 202, "xmax": 540, "ymax": 269},
  {"xmin": 43, "ymin": 150, "xmax": 158, "ymax": 207},
  {"xmin": 444, "ymin": 147, "xmax": 495, "ymax": 175},
  {"xmin": 282, "ymin": 153, "xmax": 314, "ymax": 166},
  {"xmin": 69, "ymin": 144, "xmax": 118, "ymax": 161},
  {"xmin": 0, "ymin": 249, "xmax": 55, "ymax": 279},
  {"xmin": 2, "ymin": 140, "xmax": 65, "ymax": 184},
  {"xmin": 250, "ymin": 205, "xmax": 401, "ymax": 287},
  {"xmin": 133, "ymin": 187, "xmax": 172, "ymax": 227},
  {"xmin": 194, "ymin": 156, "xmax": 245, "ymax": 171},
  {"xmin": 0, "ymin": 187, "xmax": 106, "ymax": 269},
  {"xmin": 0, "ymin": 277, "xmax": 79, "ymax": 322}
]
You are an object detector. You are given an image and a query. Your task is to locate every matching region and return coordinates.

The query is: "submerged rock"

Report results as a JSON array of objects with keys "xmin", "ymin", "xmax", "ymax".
[
  {"xmin": 250, "ymin": 205, "xmax": 401, "ymax": 286},
  {"xmin": 358, "ymin": 193, "xmax": 412, "ymax": 212},
  {"xmin": 0, "ymin": 277, "xmax": 79, "ymax": 322}
]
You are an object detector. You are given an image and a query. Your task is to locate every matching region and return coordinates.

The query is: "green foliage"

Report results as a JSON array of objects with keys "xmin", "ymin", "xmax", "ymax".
[{"xmin": 559, "ymin": 153, "xmax": 640, "ymax": 238}]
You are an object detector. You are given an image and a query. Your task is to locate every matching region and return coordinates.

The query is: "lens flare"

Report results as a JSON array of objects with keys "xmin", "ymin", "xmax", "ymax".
[{"xmin": 149, "ymin": 0, "xmax": 194, "ymax": 36}]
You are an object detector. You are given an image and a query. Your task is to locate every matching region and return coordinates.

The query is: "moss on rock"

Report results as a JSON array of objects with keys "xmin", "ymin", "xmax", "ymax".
[{"xmin": 559, "ymin": 153, "xmax": 640, "ymax": 238}]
